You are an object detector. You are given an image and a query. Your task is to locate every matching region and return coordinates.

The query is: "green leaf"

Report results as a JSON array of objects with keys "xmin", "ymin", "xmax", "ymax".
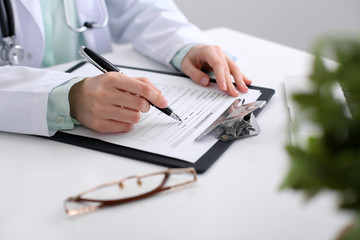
[{"xmin": 281, "ymin": 35, "xmax": 360, "ymax": 226}]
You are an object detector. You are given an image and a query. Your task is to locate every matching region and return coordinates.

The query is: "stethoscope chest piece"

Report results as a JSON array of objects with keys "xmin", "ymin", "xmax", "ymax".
[{"xmin": 1, "ymin": 37, "xmax": 24, "ymax": 65}]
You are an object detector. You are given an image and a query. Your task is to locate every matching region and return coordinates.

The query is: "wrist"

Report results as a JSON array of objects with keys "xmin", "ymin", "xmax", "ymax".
[{"xmin": 170, "ymin": 44, "xmax": 199, "ymax": 72}]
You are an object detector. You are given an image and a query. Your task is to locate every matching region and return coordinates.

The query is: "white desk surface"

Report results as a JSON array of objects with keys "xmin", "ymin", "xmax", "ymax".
[{"xmin": 0, "ymin": 28, "xmax": 351, "ymax": 240}]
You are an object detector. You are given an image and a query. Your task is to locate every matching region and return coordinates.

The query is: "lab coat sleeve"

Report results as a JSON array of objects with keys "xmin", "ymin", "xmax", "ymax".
[
  {"xmin": 0, "ymin": 66, "xmax": 79, "ymax": 136},
  {"xmin": 106, "ymin": 0, "xmax": 213, "ymax": 68}
]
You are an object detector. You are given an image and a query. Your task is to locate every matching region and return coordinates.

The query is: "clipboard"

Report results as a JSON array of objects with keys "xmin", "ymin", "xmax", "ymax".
[{"xmin": 49, "ymin": 62, "xmax": 275, "ymax": 173}]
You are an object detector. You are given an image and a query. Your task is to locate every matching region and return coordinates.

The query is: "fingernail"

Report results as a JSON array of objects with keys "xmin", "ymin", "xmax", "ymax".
[
  {"xmin": 241, "ymin": 82, "xmax": 248, "ymax": 92},
  {"xmin": 162, "ymin": 98, "xmax": 168, "ymax": 107},
  {"xmin": 242, "ymin": 82, "xmax": 248, "ymax": 89},
  {"xmin": 200, "ymin": 76, "xmax": 208, "ymax": 86},
  {"xmin": 222, "ymin": 82, "xmax": 227, "ymax": 91},
  {"xmin": 232, "ymin": 86, "xmax": 239, "ymax": 95}
]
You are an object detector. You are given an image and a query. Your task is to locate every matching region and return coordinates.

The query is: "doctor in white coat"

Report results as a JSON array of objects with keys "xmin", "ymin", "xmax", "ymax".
[{"xmin": 0, "ymin": 0, "xmax": 251, "ymax": 136}]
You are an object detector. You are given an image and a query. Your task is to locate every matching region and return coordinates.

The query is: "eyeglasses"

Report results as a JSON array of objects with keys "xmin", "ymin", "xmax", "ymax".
[{"xmin": 64, "ymin": 168, "xmax": 197, "ymax": 216}]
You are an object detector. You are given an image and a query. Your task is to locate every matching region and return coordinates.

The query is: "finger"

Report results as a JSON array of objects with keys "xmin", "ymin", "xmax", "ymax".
[
  {"xmin": 225, "ymin": 70, "xmax": 239, "ymax": 97},
  {"xmin": 108, "ymin": 89, "xmax": 151, "ymax": 113},
  {"xmin": 200, "ymin": 48, "xmax": 228, "ymax": 91},
  {"xmin": 106, "ymin": 73, "xmax": 168, "ymax": 109},
  {"xmin": 102, "ymin": 105, "xmax": 142, "ymax": 124},
  {"xmin": 81, "ymin": 104, "xmax": 137, "ymax": 133},
  {"xmin": 211, "ymin": 60, "xmax": 228, "ymax": 91},
  {"xmin": 133, "ymin": 81, "xmax": 168, "ymax": 109},
  {"xmin": 79, "ymin": 79, "xmax": 151, "ymax": 113},
  {"xmin": 229, "ymin": 63, "xmax": 248, "ymax": 93},
  {"xmin": 92, "ymin": 120, "xmax": 134, "ymax": 134},
  {"xmin": 137, "ymin": 77, "xmax": 162, "ymax": 93},
  {"xmin": 242, "ymin": 73, "xmax": 252, "ymax": 85},
  {"xmin": 219, "ymin": 55, "xmax": 240, "ymax": 96},
  {"xmin": 181, "ymin": 58, "xmax": 210, "ymax": 86},
  {"xmin": 227, "ymin": 56, "xmax": 251, "ymax": 93}
]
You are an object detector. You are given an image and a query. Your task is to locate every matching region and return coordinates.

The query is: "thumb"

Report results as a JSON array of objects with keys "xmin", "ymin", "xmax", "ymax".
[{"xmin": 182, "ymin": 60, "xmax": 210, "ymax": 87}]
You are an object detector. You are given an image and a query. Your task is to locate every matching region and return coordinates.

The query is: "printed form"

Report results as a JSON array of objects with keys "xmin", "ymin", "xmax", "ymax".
[{"xmin": 65, "ymin": 64, "xmax": 261, "ymax": 163}]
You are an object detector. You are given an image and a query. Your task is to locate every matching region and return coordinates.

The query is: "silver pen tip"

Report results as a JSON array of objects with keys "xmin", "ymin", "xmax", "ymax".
[{"xmin": 171, "ymin": 113, "xmax": 182, "ymax": 122}]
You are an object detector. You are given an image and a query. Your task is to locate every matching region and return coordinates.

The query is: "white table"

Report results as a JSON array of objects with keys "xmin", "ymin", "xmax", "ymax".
[{"xmin": 0, "ymin": 28, "xmax": 351, "ymax": 240}]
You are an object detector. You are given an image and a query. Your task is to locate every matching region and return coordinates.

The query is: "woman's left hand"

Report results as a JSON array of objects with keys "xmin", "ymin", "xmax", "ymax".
[{"xmin": 180, "ymin": 44, "xmax": 252, "ymax": 97}]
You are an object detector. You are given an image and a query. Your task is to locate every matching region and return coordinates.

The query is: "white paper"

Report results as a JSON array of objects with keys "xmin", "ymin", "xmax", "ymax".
[{"xmin": 64, "ymin": 64, "xmax": 261, "ymax": 163}]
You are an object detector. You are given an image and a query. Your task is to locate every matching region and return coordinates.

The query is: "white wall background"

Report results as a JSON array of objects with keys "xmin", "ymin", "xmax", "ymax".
[{"xmin": 174, "ymin": 0, "xmax": 360, "ymax": 57}]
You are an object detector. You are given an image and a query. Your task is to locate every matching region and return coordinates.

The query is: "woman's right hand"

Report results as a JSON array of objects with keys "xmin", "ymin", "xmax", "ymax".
[{"xmin": 69, "ymin": 72, "xmax": 168, "ymax": 133}]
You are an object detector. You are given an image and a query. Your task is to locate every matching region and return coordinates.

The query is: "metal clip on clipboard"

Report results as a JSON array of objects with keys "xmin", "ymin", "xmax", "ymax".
[{"xmin": 195, "ymin": 100, "xmax": 266, "ymax": 141}]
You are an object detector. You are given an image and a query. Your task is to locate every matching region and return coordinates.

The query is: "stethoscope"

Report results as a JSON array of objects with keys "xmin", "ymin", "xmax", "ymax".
[
  {"xmin": 0, "ymin": 0, "xmax": 24, "ymax": 65},
  {"xmin": 63, "ymin": 0, "xmax": 109, "ymax": 33},
  {"xmin": 0, "ymin": 0, "xmax": 109, "ymax": 65}
]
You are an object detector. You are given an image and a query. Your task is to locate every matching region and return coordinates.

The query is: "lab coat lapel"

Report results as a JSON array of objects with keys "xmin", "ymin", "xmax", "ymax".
[
  {"xmin": 17, "ymin": 0, "xmax": 44, "ymax": 38},
  {"xmin": 13, "ymin": 0, "xmax": 44, "ymax": 67}
]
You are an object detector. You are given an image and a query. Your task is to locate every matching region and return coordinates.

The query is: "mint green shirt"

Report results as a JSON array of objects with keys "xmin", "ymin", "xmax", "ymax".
[
  {"xmin": 41, "ymin": 0, "xmax": 85, "ymax": 67},
  {"xmin": 43, "ymin": 1, "xmax": 194, "ymax": 131}
]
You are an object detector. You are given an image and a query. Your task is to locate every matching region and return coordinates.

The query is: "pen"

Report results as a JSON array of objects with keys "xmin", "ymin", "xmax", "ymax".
[{"xmin": 79, "ymin": 46, "xmax": 182, "ymax": 122}]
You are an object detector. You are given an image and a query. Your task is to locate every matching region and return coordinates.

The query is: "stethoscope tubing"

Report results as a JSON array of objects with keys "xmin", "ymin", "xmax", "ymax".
[
  {"xmin": 0, "ymin": 0, "xmax": 15, "ymax": 37},
  {"xmin": 0, "ymin": 0, "xmax": 24, "ymax": 65},
  {"xmin": 63, "ymin": 0, "xmax": 109, "ymax": 33}
]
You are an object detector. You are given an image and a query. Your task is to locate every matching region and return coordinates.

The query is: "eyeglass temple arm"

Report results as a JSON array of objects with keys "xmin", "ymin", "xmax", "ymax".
[
  {"xmin": 64, "ymin": 168, "xmax": 197, "ymax": 216},
  {"xmin": 64, "ymin": 174, "xmax": 170, "ymax": 216}
]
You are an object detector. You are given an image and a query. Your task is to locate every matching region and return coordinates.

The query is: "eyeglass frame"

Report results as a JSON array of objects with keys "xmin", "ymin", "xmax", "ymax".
[{"xmin": 64, "ymin": 167, "xmax": 197, "ymax": 216}]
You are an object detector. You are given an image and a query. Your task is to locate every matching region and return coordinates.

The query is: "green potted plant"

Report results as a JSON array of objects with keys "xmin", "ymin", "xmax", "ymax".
[{"xmin": 281, "ymin": 35, "xmax": 360, "ymax": 240}]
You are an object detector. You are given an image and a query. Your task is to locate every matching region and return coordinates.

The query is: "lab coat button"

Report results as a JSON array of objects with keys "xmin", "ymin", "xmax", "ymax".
[{"xmin": 56, "ymin": 116, "xmax": 65, "ymax": 124}]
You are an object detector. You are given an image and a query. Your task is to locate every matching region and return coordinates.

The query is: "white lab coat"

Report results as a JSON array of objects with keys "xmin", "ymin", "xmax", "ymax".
[{"xmin": 0, "ymin": 0, "xmax": 211, "ymax": 136}]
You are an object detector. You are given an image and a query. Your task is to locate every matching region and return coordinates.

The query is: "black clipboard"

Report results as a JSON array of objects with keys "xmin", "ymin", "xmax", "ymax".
[{"xmin": 49, "ymin": 62, "xmax": 275, "ymax": 173}]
